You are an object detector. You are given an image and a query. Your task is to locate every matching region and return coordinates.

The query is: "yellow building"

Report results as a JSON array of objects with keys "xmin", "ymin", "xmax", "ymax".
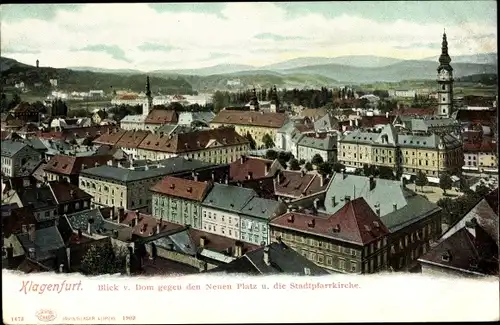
[
  {"xmin": 210, "ymin": 110, "xmax": 288, "ymax": 148},
  {"xmin": 339, "ymin": 124, "xmax": 463, "ymax": 176}
]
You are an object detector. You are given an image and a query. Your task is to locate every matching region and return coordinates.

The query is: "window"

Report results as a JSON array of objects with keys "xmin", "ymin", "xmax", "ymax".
[
  {"xmin": 75, "ymin": 202, "xmax": 80, "ymax": 210},
  {"xmin": 318, "ymin": 254, "xmax": 324, "ymax": 264},
  {"xmin": 83, "ymin": 201, "xmax": 89, "ymax": 208},
  {"xmin": 326, "ymin": 256, "xmax": 332, "ymax": 266},
  {"xmin": 350, "ymin": 249, "xmax": 356, "ymax": 257},
  {"xmin": 351, "ymin": 262, "xmax": 357, "ymax": 272},
  {"xmin": 339, "ymin": 259, "xmax": 346, "ymax": 270},
  {"xmin": 45, "ymin": 211, "xmax": 49, "ymax": 217},
  {"xmin": 64, "ymin": 205, "xmax": 68, "ymax": 212}
]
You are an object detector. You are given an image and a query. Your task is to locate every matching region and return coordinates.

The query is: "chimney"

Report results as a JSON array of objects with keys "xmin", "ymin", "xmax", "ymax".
[
  {"xmin": 28, "ymin": 247, "xmax": 36, "ymax": 259},
  {"xmin": 87, "ymin": 221, "xmax": 92, "ymax": 236},
  {"xmin": 333, "ymin": 224, "xmax": 341, "ymax": 232},
  {"xmin": 156, "ymin": 222, "xmax": 160, "ymax": 234},
  {"xmin": 110, "ymin": 206, "xmax": 115, "ymax": 220},
  {"xmin": 355, "ymin": 119, "xmax": 359, "ymax": 127},
  {"xmin": 332, "ymin": 196, "xmax": 336, "ymax": 207},
  {"xmin": 59, "ymin": 263, "xmax": 64, "ymax": 273},
  {"xmin": 224, "ymin": 175, "xmax": 229, "ymax": 185},
  {"xmin": 263, "ymin": 246, "xmax": 270, "ymax": 265},
  {"xmin": 133, "ymin": 213, "xmax": 139, "ymax": 227},
  {"xmin": 320, "ymin": 174, "xmax": 324, "ymax": 187},
  {"xmin": 240, "ymin": 156, "xmax": 245, "ymax": 164},
  {"xmin": 28, "ymin": 224, "xmax": 36, "ymax": 242},
  {"xmin": 211, "ymin": 171, "xmax": 215, "ymax": 181},
  {"xmin": 199, "ymin": 236, "xmax": 206, "ymax": 248},
  {"xmin": 277, "ymin": 172, "xmax": 281, "ymax": 184},
  {"xmin": 81, "ymin": 164, "xmax": 87, "ymax": 170},
  {"xmin": 247, "ymin": 171, "xmax": 253, "ymax": 180},
  {"xmin": 66, "ymin": 247, "xmax": 71, "ymax": 270},
  {"xmin": 234, "ymin": 241, "xmax": 243, "ymax": 258},
  {"xmin": 308, "ymin": 219, "xmax": 316, "ymax": 228},
  {"xmin": 341, "ymin": 169, "xmax": 346, "ymax": 179},
  {"xmin": 386, "ymin": 112, "xmax": 389, "ymax": 118},
  {"xmin": 94, "ymin": 162, "xmax": 99, "ymax": 167},
  {"xmin": 301, "ymin": 170, "xmax": 306, "ymax": 177},
  {"xmin": 393, "ymin": 203, "xmax": 397, "ymax": 211},
  {"xmin": 70, "ymin": 190, "xmax": 76, "ymax": 198},
  {"xmin": 369, "ymin": 175, "xmax": 376, "ymax": 191},
  {"xmin": 107, "ymin": 160, "xmax": 113, "ymax": 166},
  {"xmin": 277, "ymin": 236, "xmax": 283, "ymax": 244},
  {"xmin": 22, "ymin": 225, "xmax": 28, "ymax": 233},
  {"xmin": 264, "ymin": 163, "xmax": 270, "ymax": 175},
  {"xmin": 287, "ymin": 214, "xmax": 295, "ymax": 223},
  {"xmin": 344, "ymin": 195, "xmax": 351, "ymax": 202}
]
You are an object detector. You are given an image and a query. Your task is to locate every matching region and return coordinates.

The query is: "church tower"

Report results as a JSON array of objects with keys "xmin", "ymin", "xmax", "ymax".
[
  {"xmin": 143, "ymin": 76, "xmax": 153, "ymax": 116},
  {"xmin": 270, "ymin": 85, "xmax": 280, "ymax": 112},
  {"xmin": 249, "ymin": 88, "xmax": 259, "ymax": 111},
  {"xmin": 436, "ymin": 30, "xmax": 454, "ymax": 117}
]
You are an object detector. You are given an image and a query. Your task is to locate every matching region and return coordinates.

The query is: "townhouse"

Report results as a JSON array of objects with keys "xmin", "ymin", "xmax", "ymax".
[
  {"xmin": 78, "ymin": 157, "xmax": 218, "ymax": 213},
  {"xmin": 321, "ymin": 173, "xmax": 443, "ymax": 271},
  {"xmin": 296, "ymin": 134, "xmax": 337, "ymax": 163},
  {"xmin": 1, "ymin": 139, "xmax": 42, "ymax": 178},
  {"xmin": 338, "ymin": 124, "xmax": 464, "ymax": 177},
  {"xmin": 150, "ymin": 176, "xmax": 213, "ymax": 229},
  {"xmin": 463, "ymin": 140, "xmax": 497, "ymax": 173},
  {"xmin": 275, "ymin": 120, "xmax": 315, "ymax": 156},
  {"xmin": 269, "ymin": 197, "xmax": 391, "ymax": 274},
  {"xmin": 93, "ymin": 127, "xmax": 250, "ymax": 165},
  {"xmin": 229, "ymin": 156, "xmax": 283, "ymax": 182},
  {"xmin": 274, "ymin": 170, "xmax": 330, "ymax": 202},
  {"xmin": 43, "ymin": 154, "xmax": 112, "ymax": 185},
  {"xmin": 210, "ymin": 110, "xmax": 288, "ymax": 148}
]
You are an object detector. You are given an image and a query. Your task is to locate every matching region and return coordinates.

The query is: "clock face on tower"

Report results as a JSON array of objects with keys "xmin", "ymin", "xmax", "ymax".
[{"xmin": 439, "ymin": 69, "xmax": 449, "ymax": 80}]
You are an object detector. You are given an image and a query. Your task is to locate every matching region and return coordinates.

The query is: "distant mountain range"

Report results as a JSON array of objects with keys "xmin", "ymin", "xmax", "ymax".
[{"xmin": 2, "ymin": 53, "xmax": 497, "ymax": 93}]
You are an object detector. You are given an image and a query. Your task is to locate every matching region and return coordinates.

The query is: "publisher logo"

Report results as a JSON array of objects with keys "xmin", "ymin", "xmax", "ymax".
[{"xmin": 36, "ymin": 309, "xmax": 57, "ymax": 322}]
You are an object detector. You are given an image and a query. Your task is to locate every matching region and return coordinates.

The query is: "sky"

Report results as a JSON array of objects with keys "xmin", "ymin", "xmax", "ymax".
[{"xmin": 1, "ymin": 2, "xmax": 497, "ymax": 71}]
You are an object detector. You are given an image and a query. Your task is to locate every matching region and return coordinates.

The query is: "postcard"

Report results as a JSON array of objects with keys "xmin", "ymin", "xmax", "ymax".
[{"xmin": 1, "ymin": 2, "xmax": 498, "ymax": 324}]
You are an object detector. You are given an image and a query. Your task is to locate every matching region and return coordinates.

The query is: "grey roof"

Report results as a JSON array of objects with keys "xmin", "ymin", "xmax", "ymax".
[
  {"xmin": 207, "ymin": 242, "xmax": 330, "ymax": 275},
  {"xmin": 323, "ymin": 173, "xmax": 440, "ymax": 225},
  {"xmin": 18, "ymin": 186, "xmax": 57, "ymax": 212},
  {"xmin": 381, "ymin": 194, "xmax": 441, "ymax": 232},
  {"xmin": 202, "ymin": 183, "xmax": 257, "ymax": 213},
  {"xmin": 341, "ymin": 124, "xmax": 398, "ymax": 147},
  {"xmin": 410, "ymin": 117, "xmax": 459, "ymax": 132},
  {"xmin": 17, "ymin": 226, "xmax": 65, "ymax": 261},
  {"xmin": 298, "ymin": 135, "xmax": 336, "ymax": 151},
  {"xmin": 80, "ymin": 156, "xmax": 215, "ymax": 182},
  {"xmin": 24, "ymin": 138, "xmax": 48, "ymax": 151},
  {"xmin": 239, "ymin": 197, "xmax": 283, "ymax": 220},
  {"xmin": 156, "ymin": 124, "xmax": 194, "ymax": 135},
  {"xmin": 120, "ymin": 114, "xmax": 146, "ymax": 123},
  {"xmin": 314, "ymin": 113, "xmax": 338, "ymax": 132},
  {"xmin": 1, "ymin": 140, "xmax": 28, "ymax": 157},
  {"xmin": 17, "ymin": 159, "xmax": 44, "ymax": 177},
  {"xmin": 398, "ymin": 133, "xmax": 460, "ymax": 149},
  {"xmin": 65, "ymin": 208, "xmax": 126, "ymax": 236},
  {"xmin": 152, "ymin": 229, "xmax": 197, "ymax": 255},
  {"xmin": 178, "ymin": 112, "xmax": 215, "ymax": 125}
]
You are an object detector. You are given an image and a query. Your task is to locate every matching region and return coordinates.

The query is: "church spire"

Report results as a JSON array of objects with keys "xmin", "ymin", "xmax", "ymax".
[
  {"xmin": 249, "ymin": 87, "xmax": 259, "ymax": 110},
  {"xmin": 146, "ymin": 76, "xmax": 152, "ymax": 98},
  {"xmin": 438, "ymin": 30, "xmax": 452, "ymax": 71}
]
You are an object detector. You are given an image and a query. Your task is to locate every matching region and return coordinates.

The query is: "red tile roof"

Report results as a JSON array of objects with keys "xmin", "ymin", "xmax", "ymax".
[
  {"xmin": 230, "ymin": 176, "xmax": 277, "ymax": 200},
  {"xmin": 92, "ymin": 129, "xmax": 127, "ymax": 145},
  {"xmin": 229, "ymin": 156, "xmax": 274, "ymax": 181},
  {"xmin": 115, "ymin": 130, "xmax": 149, "ymax": 149},
  {"xmin": 391, "ymin": 107, "xmax": 435, "ymax": 116},
  {"xmin": 360, "ymin": 116, "xmax": 391, "ymax": 127},
  {"xmin": 44, "ymin": 155, "xmax": 112, "ymax": 175},
  {"xmin": 11, "ymin": 102, "xmax": 38, "ymax": 114},
  {"xmin": 118, "ymin": 94, "xmax": 139, "ymax": 100},
  {"xmin": 150, "ymin": 176, "xmax": 212, "ymax": 202},
  {"xmin": 37, "ymin": 125, "xmax": 116, "ymax": 141},
  {"xmin": 138, "ymin": 127, "xmax": 248, "ymax": 153},
  {"xmin": 119, "ymin": 211, "xmax": 184, "ymax": 238},
  {"xmin": 48, "ymin": 181, "xmax": 92, "ymax": 204},
  {"xmin": 456, "ymin": 109, "xmax": 496, "ymax": 124},
  {"xmin": 463, "ymin": 140, "xmax": 496, "ymax": 153},
  {"xmin": 211, "ymin": 110, "xmax": 288, "ymax": 128},
  {"xmin": 188, "ymin": 228, "xmax": 259, "ymax": 254},
  {"xmin": 270, "ymin": 197, "xmax": 390, "ymax": 245},
  {"xmin": 144, "ymin": 109, "xmax": 178, "ymax": 125},
  {"xmin": 274, "ymin": 170, "xmax": 329, "ymax": 198}
]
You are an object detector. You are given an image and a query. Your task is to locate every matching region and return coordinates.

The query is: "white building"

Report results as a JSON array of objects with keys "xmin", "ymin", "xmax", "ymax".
[
  {"xmin": 49, "ymin": 79, "xmax": 58, "ymax": 87},
  {"xmin": 120, "ymin": 115, "xmax": 147, "ymax": 130},
  {"xmin": 89, "ymin": 90, "xmax": 105, "ymax": 98},
  {"xmin": 388, "ymin": 89, "xmax": 416, "ymax": 98},
  {"xmin": 51, "ymin": 91, "xmax": 69, "ymax": 99}
]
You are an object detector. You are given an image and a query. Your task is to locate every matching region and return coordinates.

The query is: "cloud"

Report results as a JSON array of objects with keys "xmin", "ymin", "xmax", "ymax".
[
  {"xmin": 254, "ymin": 33, "xmax": 305, "ymax": 41},
  {"xmin": 76, "ymin": 44, "xmax": 131, "ymax": 62},
  {"xmin": 0, "ymin": 3, "xmax": 496, "ymax": 70},
  {"xmin": 137, "ymin": 43, "xmax": 177, "ymax": 52}
]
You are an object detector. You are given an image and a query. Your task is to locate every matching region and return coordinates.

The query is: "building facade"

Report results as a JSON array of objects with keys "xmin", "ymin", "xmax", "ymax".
[
  {"xmin": 1, "ymin": 140, "xmax": 42, "ymax": 178},
  {"xmin": 297, "ymin": 134, "xmax": 337, "ymax": 163}
]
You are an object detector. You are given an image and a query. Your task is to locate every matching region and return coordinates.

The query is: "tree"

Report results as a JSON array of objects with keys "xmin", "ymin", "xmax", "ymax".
[
  {"xmin": 298, "ymin": 159, "xmax": 306, "ymax": 165},
  {"xmin": 80, "ymin": 243, "xmax": 128, "ymax": 276},
  {"xmin": 277, "ymin": 151, "xmax": 293, "ymax": 168},
  {"xmin": 262, "ymin": 133, "xmax": 275, "ymax": 149},
  {"xmin": 415, "ymin": 171, "xmax": 428, "ymax": 192},
  {"xmin": 245, "ymin": 132, "xmax": 256, "ymax": 150},
  {"xmin": 311, "ymin": 154, "xmax": 324, "ymax": 166},
  {"xmin": 332, "ymin": 162, "xmax": 345, "ymax": 173},
  {"xmin": 317, "ymin": 162, "xmax": 333, "ymax": 176},
  {"xmin": 289, "ymin": 158, "xmax": 300, "ymax": 170},
  {"xmin": 363, "ymin": 163, "xmax": 376, "ymax": 176},
  {"xmin": 475, "ymin": 183, "xmax": 491, "ymax": 197},
  {"xmin": 8, "ymin": 93, "xmax": 21, "ymax": 110},
  {"xmin": 68, "ymin": 108, "xmax": 92, "ymax": 118},
  {"xmin": 304, "ymin": 162, "xmax": 313, "ymax": 171},
  {"xmin": 265, "ymin": 149, "xmax": 278, "ymax": 160},
  {"xmin": 377, "ymin": 166, "xmax": 395, "ymax": 180},
  {"xmin": 439, "ymin": 173, "xmax": 453, "ymax": 195},
  {"xmin": 167, "ymin": 102, "xmax": 184, "ymax": 111}
]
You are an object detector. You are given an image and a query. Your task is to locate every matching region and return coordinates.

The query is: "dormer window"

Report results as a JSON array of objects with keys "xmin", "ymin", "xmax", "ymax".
[{"xmin": 441, "ymin": 250, "xmax": 451, "ymax": 262}]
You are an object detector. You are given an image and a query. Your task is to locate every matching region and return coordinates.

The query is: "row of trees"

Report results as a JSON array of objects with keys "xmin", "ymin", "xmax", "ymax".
[{"xmin": 264, "ymin": 150, "xmax": 344, "ymax": 175}]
